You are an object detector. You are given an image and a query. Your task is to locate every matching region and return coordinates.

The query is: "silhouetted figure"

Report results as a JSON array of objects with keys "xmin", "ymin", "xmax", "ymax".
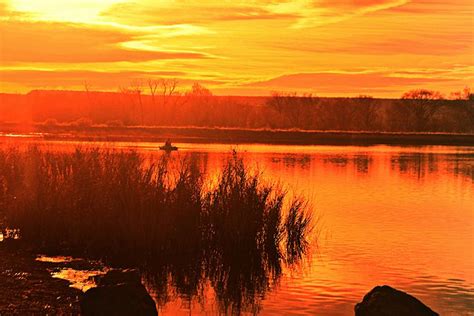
[{"xmin": 159, "ymin": 139, "xmax": 178, "ymax": 151}]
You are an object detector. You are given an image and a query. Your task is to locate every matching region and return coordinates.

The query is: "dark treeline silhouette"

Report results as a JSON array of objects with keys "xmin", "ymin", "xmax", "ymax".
[
  {"xmin": 265, "ymin": 89, "xmax": 473, "ymax": 132},
  {"xmin": 0, "ymin": 147, "xmax": 312, "ymax": 314},
  {"xmin": 1, "ymin": 85, "xmax": 472, "ymax": 133}
]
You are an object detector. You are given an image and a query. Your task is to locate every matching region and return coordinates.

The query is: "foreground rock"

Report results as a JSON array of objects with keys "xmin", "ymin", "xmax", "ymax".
[
  {"xmin": 355, "ymin": 285, "xmax": 439, "ymax": 316},
  {"xmin": 80, "ymin": 269, "xmax": 157, "ymax": 316}
]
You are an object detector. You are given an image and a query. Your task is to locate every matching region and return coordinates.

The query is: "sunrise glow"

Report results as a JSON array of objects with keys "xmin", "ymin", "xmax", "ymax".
[
  {"xmin": 1, "ymin": 0, "xmax": 472, "ymax": 96},
  {"xmin": 1, "ymin": 2, "xmax": 473, "ymax": 315}
]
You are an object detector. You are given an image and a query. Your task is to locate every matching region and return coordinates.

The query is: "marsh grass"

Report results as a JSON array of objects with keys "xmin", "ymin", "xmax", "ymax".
[{"xmin": 0, "ymin": 146, "xmax": 312, "ymax": 313}]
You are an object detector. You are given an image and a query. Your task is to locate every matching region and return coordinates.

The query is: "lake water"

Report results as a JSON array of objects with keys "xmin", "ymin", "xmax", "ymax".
[{"xmin": 2, "ymin": 138, "xmax": 473, "ymax": 315}]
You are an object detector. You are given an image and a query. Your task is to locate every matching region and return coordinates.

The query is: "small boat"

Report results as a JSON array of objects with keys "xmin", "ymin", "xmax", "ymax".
[
  {"xmin": 159, "ymin": 140, "xmax": 178, "ymax": 151},
  {"xmin": 159, "ymin": 145, "xmax": 178, "ymax": 151}
]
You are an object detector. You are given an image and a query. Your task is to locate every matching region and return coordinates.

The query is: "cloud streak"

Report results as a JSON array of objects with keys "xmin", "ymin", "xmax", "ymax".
[
  {"xmin": 262, "ymin": 0, "xmax": 410, "ymax": 28},
  {"xmin": 237, "ymin": 70, "xmax": 470, "ymax": 96},
  {"xmin": 0, "ymin": 68, "xmax": 228, "ymax": 91},
  {"xmin": 100, "ymin": 2, "xmax": 300, "ymax": 25},
  {"xmin": 0, "ymin": 20, "xmax": 211, "ymax": 63},
  {"xmin": 0, "ymin": 0, "xmax": 472, "ymax": 96}
]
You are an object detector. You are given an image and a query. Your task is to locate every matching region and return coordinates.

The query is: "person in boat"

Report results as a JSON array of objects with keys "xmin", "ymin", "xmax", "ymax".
[{"xmin": 161, "ymin": 139, "xmax": 177, "ymax": 151}]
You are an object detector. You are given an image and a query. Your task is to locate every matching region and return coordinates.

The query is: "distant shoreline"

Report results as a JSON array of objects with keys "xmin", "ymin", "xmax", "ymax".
[{"xmin": 1, "ymin": 124, "xmax": 474, "ymax": 146}]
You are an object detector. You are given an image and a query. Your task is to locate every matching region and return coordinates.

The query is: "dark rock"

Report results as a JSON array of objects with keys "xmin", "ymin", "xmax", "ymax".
[
  {"xmin": 80, "ymin": 270, "xmax": 157, "ymax": 316},
  {"xmin": 355, "ymin": 285, "xmax": 439, "ymax": 316}
]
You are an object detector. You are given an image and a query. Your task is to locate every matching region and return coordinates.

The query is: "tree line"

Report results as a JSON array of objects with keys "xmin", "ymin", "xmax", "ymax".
[
  {"xmin": 264, "ymin": 88, "xmax": 473, "ymax": 132},
  {"xmin": 2, "ymin": 81, "xmax": 473, "ymax": 133}
]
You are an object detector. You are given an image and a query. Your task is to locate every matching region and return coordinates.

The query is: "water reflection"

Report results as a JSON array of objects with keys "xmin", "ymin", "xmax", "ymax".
[
  {"xmin": 448, "ymin": 153, "xmax": 474, "ymax": 181},
  {"xmin": 353, "ymin": 155, "xmax": 372, "ymax": 174},
  {"xmin": 34, "ymin": 255, "xmax": 108, "ymax": 292},
  {"xmin": 321, "ymin": 154, "xmax": 373, "ymax": 174},
  {"xmin": 142, "ymin": 146, "xmax": 473, "ymax": 314},
  {"xmin": 265, "ymin": 149, "xmax": 473, "ymax": 182},
  {"xmin": 1, "ymin": 140, "xmax": 473, "ymax": 315},
  {"xmin": 141, "ymin": 242, "xmax": 283, "ymax": 314},
  {"xmin": 1, "ymin": 146, "xmax": 310, "ymax": 315},
  {"xmin": 391, "ymin": 153, "xmax": 438, "ymax": 179},
  {"xmin": 271, "ymin": 154, "xmax": 311, "ymax": 169},
  {"xmin": 52, "ymin": 269, "xmax": 106, "ymax": 292}
]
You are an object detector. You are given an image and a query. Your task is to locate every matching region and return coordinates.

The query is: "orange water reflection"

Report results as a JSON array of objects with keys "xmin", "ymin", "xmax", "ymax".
[{"xmin": 1, "ymin": 138, "xmax": 473, "ymax": 315}]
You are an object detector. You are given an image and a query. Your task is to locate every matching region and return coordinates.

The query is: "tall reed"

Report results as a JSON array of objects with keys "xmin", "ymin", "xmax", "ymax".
[{"xmin": 0, "ymin": 146, "xmax": 312, "ymax": 313}]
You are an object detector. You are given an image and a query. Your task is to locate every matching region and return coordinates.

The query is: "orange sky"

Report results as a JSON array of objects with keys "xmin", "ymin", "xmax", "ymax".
[{"xmin": 0, "ymin": 0, "xmax": 473, "ymax": 97}]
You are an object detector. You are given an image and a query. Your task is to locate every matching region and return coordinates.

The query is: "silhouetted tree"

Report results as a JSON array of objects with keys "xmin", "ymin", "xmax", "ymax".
[
  {"xmin": 131, "ymin": 80, "xmax": 144, "ymax": 125},
  {"xmin": 159, "ymin": 78, "xmax": 181, "ymax": 124},
  {"xmin": 398, "ymin": 89, "xmax": 444, "ymax": 131},
  {"xmin": 187, "ymin": 82, "xmax": 213, "ymax": 97},
  {"xmin": 318, "ymin": 99, "xmax": 358, "ymax": 131},
  {"xmin": 463, "ymin": 98, "xmax": 474, "ymax": 130},
  {"xmin": 353, "ymin": 95, "xmax": 378, "ymax": 131},
  {"xmin": 267, "ymin": 92, "xmax": 295, "ymax": 115},
  {"xmin": 83, "ymin": 81, "xmax": 96, "ymax": 119},
  {"xmin": 449, "ymin": 87, "xmax": 471, "ymax": 100},
  {"xmin": 185, "ymin": 83, "xmax": 213, "ymax": 125},
  {"xmin": 159, "ymin": 78, "xmax": 178, "ymax": 107},
  {"xmin": 119, "ymin": 86, "xmax": 140, "ymax": 125},
  {"xmin": 266, "ymin": 92, "xmax": 319, "ymax": 128},
  {"xmin": 446, "ymin": 87, "xmax": 474, "ymax": 132},
  {"xmin": 148, "ymin": 79, "xmax": 160, "ymax": 124}
]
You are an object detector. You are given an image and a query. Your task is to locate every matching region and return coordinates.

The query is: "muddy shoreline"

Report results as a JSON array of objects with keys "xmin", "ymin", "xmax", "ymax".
[
  {"xmin": 0, "ymin": 241, "xmax": 82, "ymax": 315},
  {"xmin": 0, "ymin": 241, "xmax": 442, "ymax": 315}
]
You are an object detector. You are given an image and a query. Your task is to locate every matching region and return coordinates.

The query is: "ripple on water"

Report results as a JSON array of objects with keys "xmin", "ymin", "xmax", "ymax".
[{"xmin": 4, "ymin": 143, "xmax": 473, "ymax": 315}]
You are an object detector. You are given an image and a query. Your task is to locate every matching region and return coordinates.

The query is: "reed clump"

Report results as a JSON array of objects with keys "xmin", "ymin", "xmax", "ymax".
[{"xmin": 0, "ymin": 146, "xmax": 312, "ymax": 312}]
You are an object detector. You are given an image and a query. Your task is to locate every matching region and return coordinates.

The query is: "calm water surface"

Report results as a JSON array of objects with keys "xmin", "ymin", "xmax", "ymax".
[{"xmin": 2, "ymin": 138, "xmax": 473, "ymax": 315}]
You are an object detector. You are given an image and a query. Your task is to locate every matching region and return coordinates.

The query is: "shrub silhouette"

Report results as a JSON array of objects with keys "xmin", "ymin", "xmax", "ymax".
[{"xmin": 0, "ymin": 146, "xmax": 313, "ymax": 313}]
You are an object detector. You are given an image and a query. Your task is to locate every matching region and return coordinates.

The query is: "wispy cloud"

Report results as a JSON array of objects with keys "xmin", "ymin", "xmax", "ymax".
[
  {"xmin": 263, "ymin": 0, "xmax": 410, "ymax": 28},
  {"xmin": 1, "ymin": 0, "xmax": 472, "ymax": 96},
  {"xmin": 0, "ymin": 20, "xmax": 212, "ymax": 63},
  {"xmin": 239, "ymin": 69, "xmax": 470, "ymax": 96},
  {"xmin": 99, "ymin": 2, "xmax": 300, "ymax": 25},
  {"xmin": 0, "ymin": 68, "xmax": 226, "ymax": 91}
]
